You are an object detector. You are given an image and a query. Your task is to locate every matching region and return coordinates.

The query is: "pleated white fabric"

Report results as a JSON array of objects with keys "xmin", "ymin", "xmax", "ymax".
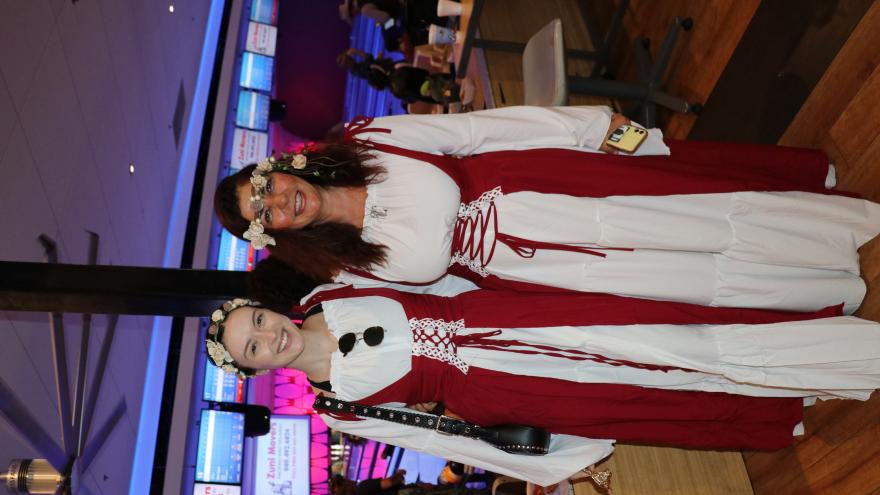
[{"xmin": 488, "ymin": 190, "xmax": 879, "ymax": 312}]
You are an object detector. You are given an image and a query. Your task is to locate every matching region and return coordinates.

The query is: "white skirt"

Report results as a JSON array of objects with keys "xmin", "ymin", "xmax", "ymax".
[
  {"xmin": 460, "ymin": 316, "xmax": 880, "ymax": 400},
  {"xmin": 487, "ymin": 191, "xmax": 880, "ymax": 312}
]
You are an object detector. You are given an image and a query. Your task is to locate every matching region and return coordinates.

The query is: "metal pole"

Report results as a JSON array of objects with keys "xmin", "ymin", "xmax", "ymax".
[
  {"xmin": 0, "ymin": 261, "xmax": 248, "ymax": 316},
  {"xmin": 39, "ymin": 235, "xmax": 75, "ymax": 457},
  {"xmin": 71, "ymin": 232, "xmax": 100, "ymax": 452}
]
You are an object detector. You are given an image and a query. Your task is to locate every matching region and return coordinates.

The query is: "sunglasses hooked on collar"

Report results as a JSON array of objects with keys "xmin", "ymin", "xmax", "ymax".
[{"xmin": 338, "ymin": 326, "xmax": 385, "ymax": 356}]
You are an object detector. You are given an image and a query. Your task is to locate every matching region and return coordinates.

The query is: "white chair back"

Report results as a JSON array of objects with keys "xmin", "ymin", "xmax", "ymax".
[{"xmin": 523, "ymin": 19, "xmax": 567, "ymax": 106}]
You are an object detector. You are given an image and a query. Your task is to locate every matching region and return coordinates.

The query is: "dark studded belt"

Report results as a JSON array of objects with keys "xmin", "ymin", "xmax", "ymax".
[{"xmin": 315, "ymin": 395, "xmax": 550, "ymax": 455}]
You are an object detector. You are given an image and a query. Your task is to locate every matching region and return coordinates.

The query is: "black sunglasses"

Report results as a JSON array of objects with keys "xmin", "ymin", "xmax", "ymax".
[{"xmin": 338, "ymin": 326, "xmax": 385, "ymax": 356}]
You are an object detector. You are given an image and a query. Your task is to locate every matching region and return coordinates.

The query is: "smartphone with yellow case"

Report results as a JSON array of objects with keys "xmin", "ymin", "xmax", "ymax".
[{"xmin": 605, "ymin": 124, "xmax": 647, "ymax": 153}]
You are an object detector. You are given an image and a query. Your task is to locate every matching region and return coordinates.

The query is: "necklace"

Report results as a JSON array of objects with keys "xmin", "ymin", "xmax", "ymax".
[{"xmin": 368, "ymin": 205, "xmax": 388, "ymax": 219}]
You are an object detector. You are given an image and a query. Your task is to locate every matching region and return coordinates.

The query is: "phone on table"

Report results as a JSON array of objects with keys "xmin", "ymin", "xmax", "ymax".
[{"xmin": 605, "ymin": 124, "xmax": 647, "ymax": 153}]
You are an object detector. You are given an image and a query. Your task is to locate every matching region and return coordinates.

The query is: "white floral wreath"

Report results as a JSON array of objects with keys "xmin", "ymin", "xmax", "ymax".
[
  {"xmin": 205, "ymin": 297, "xmax": 268, "ymax": 378},
  {"xmin": 244, "ymin": 154, "xmax": 309, "ymax": 250}
]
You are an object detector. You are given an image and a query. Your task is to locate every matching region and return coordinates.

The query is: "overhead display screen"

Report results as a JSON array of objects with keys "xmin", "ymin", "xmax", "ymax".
[
  {"xmin": 216, "ymin": 229, "xmax": 253, "ymax": 272},
  {"xmin": 250, "ymin": 0, "xmax": 279, "ymax": 25},
  {"xmin": 235, "ymin": 90, "xmax": 270, "ymax": 131},
  {"xmin": 195, "ymin": 410, "xmax": 245, "ymax": 484},
  {"xmin": 202, "ymin": 361, "xmax": 245, "ymax": 403},
  {"xmin": 240, "ymin": 52, "xmax": 274, "ymax": 91}
]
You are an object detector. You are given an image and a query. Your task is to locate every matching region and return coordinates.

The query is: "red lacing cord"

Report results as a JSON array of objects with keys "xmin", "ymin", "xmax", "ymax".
[
  {"xmin": 414, "ymin": 329, "xmax": 456, "ymax": 347},
  {"xmin": 450, "ymin": 198, "xmax": 633, "ymax": 275},
  {"xmin": 344, "ymin": 116, "xmax": 391, "ymax": 145},
  {"xmin": 455, "ymin": 330, "xmax": 695, "ymax": 373},
  {"xmin": 451, "ymin": 201, "xmax": 499, "ymax": 270},
  {"xmin": 495, "ymin": 233, "xmax": 633, "ymax": 259}
]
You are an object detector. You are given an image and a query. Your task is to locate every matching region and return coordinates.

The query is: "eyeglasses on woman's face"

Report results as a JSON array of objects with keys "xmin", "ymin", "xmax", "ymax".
[{"xmin": 337, "ymin": 326, "xmax": 385, "ymax": 356}]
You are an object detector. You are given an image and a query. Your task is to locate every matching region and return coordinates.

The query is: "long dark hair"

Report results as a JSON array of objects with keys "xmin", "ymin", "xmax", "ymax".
[
  {"xmin": 215, "ymin": 142, "xmax": 387, "ymax": 282},
  {"xmin": 245, "ymin": 256, "xmax": 321, "ymax": 314}
]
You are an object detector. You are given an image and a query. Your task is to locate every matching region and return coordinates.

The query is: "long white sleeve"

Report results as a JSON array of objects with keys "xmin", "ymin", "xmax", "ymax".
[
  {"xmin": 301, "ymin": 275, "xmax": 478, "ymax": 307},
  {"xmin": 335, "ymin": 271, "xmax": 478, "ymax": 296},
  {"xmin": 365, "ymin": 105, "xmax": 669, "ymax": 156},
  {"xmin": 321, "ymin": 409, "xmax": 614, "ymax": 486}
]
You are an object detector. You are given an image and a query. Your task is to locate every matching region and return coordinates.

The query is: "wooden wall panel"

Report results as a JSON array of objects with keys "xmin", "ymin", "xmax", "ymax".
[
  {"xmin": 829, "ymin": 62, "xmax": 880, "ymax": 165},
  {"xmin": 779, "ymin": 1, "xmax": 880, "ymax": 149},
  {"xmin": 744, "ymin": 1, "xmax": 880, "ymax": 493}
]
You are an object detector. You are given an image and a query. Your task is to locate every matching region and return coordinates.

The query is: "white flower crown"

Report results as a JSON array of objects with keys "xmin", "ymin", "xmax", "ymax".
[
  {"xmin": 205, "ymin": 297, "xmax": 268, "ymax": 378},
  {"xmin": 244, "ymin": 154, "xmax": 309, "ymax": 250}
]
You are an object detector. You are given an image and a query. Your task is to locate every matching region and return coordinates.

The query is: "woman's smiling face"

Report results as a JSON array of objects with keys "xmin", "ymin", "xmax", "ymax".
[
  {"xmin": 236, "ymin": 172, "xmax": 324, "ymax": 230},
  {"xmin": 221, "ymin": 306, "xmax": 305, "ymax": 372}
]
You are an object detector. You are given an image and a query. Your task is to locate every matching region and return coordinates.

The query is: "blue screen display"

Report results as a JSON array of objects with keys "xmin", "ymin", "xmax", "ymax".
[
  {"xmin": 235, "ymin": 90, "xmax": 270, "ymax": 130},
  {"xmin": 202, "ymin": 360, "xmax": 244, "ymax": 403},
  {"xmin": 216, "ymin": 230, "xmax": 251, "ymax": 272},
  {"xmin": 195, "ymin": 410, "xmax": 245, "ymax": 483},
  {"xmin": 240, "ymin": 52, "xmax": 274, "ymax": 91},
  {"xmin": 250, "ymin": 0, "xmax": 278, "ymax": 24}
]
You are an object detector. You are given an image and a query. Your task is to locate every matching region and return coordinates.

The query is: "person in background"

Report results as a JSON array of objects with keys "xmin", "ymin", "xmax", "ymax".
[
  {"xmin": 336, "ymin": 48, "xmax": 398, "ymax": 91},
  {"xmin": 357, "ymin": 470, "xmax": 407, "ymax": 495},
  {"xmin": 338, "ymin": 0, "xmax": 442, "ymax": 55},
  {"xmin": 337, "ymin": 48, "xmax": 461, "ymax": 106},
  {"xmin": 437, "ymin": 462, "xmax": 495, "ymax": 488}
]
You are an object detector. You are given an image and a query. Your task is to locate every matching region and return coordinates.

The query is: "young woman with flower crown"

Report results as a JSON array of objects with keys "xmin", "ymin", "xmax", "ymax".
[
  {"xmin": 214, "ymin": 105, "xmax": 880, "ymax": 312},
  {"xmin": 203, "ymin": 267, "xmax": 880, "ymax": 487}
]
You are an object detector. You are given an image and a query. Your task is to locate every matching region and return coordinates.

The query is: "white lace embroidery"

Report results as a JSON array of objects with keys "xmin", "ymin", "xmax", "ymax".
[
  {"xmin": 457, "ymin": 186, "xmax": 502, "ymax": 220},
  {"xmin": 450, "ymin": 253, "xmax": 489, "ymax": 277},
  {"xmin": 409, "ymin": 317, "xmax": 469, "ymax": 374}
]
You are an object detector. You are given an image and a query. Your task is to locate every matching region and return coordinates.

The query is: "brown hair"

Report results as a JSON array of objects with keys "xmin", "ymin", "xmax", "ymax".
[
  {"xmin": 245, "ymin": 256, "xmax": 320, "ymax": 314},
  {"xmin": 336, "ymin": 52, "xmax": 355, "ymax": 70},
  {"xmin": 214, "ymin": 142, "xmax": 387, "ymax": 282}
]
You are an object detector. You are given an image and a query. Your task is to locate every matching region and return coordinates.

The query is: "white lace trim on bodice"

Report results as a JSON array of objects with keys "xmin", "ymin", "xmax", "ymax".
[
  {"xmin": 458, "ymin": 186, "xmax": 503, "ymax": 220},
  {"xmin": 409, "ymin": 317, "xmax": 470, "ymax": 374}
]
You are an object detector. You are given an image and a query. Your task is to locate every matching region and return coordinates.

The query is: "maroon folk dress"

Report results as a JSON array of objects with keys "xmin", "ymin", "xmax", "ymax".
[
  {"xmin": 344, "ymin": 117, "xmax": 844, "ymax": 291},
  {"xmin": 304, "ymin": 285, "xmax": 842, "ymax": 450}
]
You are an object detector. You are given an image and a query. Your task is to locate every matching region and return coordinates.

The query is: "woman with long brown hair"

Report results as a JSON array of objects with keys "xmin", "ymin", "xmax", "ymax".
[{"xmin": 214, "ymin": 105, "xmax": 879, "ymax": 312}]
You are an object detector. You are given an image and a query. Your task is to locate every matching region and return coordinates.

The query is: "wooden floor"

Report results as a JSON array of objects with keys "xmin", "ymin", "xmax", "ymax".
[
  {"xmin": 476, "ymin": 1, "xmax": 880, "ymax": 494},
  {"xmin": 744, "ymin": 2, "xmax": 880, "ymax": 494}
]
